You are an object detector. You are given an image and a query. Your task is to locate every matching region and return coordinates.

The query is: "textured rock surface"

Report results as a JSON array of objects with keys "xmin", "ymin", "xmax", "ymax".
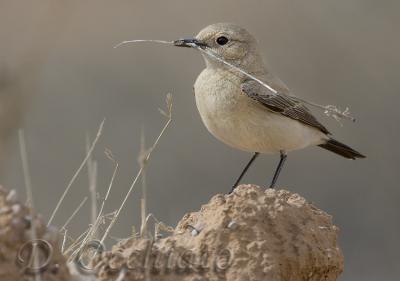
[
  {"xmin": 0, "ymin": 186, "xmax": 70, "ymax": 281},
  {"xmin": 93, "ymin": 185, "xmax": 343, "ymax": 281}
]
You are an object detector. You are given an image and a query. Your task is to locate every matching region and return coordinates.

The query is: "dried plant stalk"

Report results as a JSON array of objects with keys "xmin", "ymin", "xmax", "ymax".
[
  {"xmin": 48, "ymin": 119, "xmax": 105, "ymax": 227},
  {"xmin": 101, "ymin": 93, "xmax": 173, "ymax": 244}
]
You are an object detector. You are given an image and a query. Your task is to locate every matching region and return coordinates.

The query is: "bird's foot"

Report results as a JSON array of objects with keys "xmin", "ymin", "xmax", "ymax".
[{"xmin": 228, "ymin": 184, "xmax": 237, "ymax": 194}]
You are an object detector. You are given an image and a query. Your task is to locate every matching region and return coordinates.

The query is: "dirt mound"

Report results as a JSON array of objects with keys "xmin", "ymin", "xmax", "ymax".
[
  {"xmin": 93, "ymin": 185, "xmax": 343, "ymax": 281},
  {"xmin": 0, "ymin": 186, "xmax": 70, "ymax": 281}
]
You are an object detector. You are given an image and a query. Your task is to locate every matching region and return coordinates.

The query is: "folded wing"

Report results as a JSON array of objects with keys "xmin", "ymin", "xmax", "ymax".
[{"xmin": 241, "ymin": 80, "xmax": 330, "ymax": 134}]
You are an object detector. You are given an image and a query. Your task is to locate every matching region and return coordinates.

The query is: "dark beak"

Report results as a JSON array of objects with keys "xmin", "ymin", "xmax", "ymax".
[{"xmin": 173, "ymin": 38, "xmax": 207, "ymax": 48}]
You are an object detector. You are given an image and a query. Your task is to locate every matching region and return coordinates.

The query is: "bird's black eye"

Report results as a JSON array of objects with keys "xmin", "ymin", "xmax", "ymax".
[{"xmin": 216, "ymin": 36, "xmax": 229, "ymax": 46}]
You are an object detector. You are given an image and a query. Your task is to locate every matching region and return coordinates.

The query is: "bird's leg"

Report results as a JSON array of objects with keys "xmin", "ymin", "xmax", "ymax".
[
  {"xmin": 269, "ymin": 151, "xmax": 287, "ymax": 188},
  {"xmin": 229, "ymin": 152, "xmax": 260, "ymax": 194}
]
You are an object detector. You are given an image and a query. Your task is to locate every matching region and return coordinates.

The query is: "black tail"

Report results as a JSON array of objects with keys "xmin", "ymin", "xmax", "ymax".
[{"xmin": 319, "ymin": 138, "xmax": 365, "ymax": 159}]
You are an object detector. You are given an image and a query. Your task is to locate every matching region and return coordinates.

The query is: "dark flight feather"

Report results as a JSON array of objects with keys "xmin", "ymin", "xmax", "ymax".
[{"xmin": 319, "ymin": 138, "xmax": 365, "ymax": 159}]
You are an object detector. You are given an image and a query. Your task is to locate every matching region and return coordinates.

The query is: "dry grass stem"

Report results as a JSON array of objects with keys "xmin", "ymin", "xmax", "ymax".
[
  {"xmin": 61, "ymin": 229, "xmax": 68, "ymax": 253},
  {"xmin": 104, "ymin": 149, "xmax": 118, "ymax": 203},
  {"xmin": 84, "ymin": 149, "xmax": 119, "ymax": 244},
  {"xmin": 66, "ymin": 226, "xmax": 93, "ymax": 262},
  {"xmin": 18, "ymin": 129, "xmax": 41, "ymax": 281},
  {"xmin": 63, "ymin": 228, "xmax": 91, "ymax": 257},
  {"xmin": 139, "ymin": 128, "xmax": 148, "ymax": 237},
  {"xmin": 91, "ymin": 149, "xmax": 119, "ymax": 233},
  {"xmin": 101, "ymin": 93, "xmax": 173, "ymax": 244},
  {"xmin": 115, "ymin": 39, "xmax": 355, "ymax": 123},
  {"xmin": 48, "ymin": 118, "xmax": 105, "ymax": 227},
  {"xmin": 61, "ymin": 196, "xmax": 88, "ymax": 231},
  {"xmin": 196, "ymin": 46, "xmax": 355, "ymax": 122},
  {"xmin": 114, "ymin": 39, "xmax": 173, "ymax": 49},
  {"xmin": 66, "ymin": 149, "xmax": 119, "ymax": 263},
  {"xmin": 86, "ymin": 134, "xmax": 98, "ymax": 226}
]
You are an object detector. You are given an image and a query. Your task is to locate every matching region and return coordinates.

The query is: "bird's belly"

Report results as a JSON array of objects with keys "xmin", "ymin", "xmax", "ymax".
[{"xmin": 195, "ymin": 88, "xmax": 325, "ymax": 153}]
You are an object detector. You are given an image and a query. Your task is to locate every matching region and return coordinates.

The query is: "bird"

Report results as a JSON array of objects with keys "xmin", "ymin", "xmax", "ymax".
[{"xmin": 173, "ymin": 23, "xmax": 365, "ymax": 193}]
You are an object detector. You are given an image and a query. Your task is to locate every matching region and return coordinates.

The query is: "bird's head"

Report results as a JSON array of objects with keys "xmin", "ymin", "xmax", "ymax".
[{"xmin": 174, "ymin": 23, "xmax": 264, "ymax": 74}]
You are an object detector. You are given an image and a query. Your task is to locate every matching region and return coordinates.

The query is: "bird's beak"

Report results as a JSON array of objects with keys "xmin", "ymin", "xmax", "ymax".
[{"xmin": 173, "ymin": 38, "xmax": 207, "ymax": 48}]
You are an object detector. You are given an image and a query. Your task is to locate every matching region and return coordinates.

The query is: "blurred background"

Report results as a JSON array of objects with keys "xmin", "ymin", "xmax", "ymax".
[{"xmin": 0, "ymin": 1, "xmax": 399, "ymax": 280}]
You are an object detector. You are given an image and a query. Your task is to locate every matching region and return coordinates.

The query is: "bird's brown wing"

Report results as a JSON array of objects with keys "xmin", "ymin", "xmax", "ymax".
[{"xmin": 241, "ymin": 80, "xmax": 330, "ymax": 134}]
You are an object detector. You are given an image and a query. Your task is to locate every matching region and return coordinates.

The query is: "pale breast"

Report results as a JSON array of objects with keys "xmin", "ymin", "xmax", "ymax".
[{"xmin": 193, "ymin": 68, "xmax": 326, "ymax": 153}]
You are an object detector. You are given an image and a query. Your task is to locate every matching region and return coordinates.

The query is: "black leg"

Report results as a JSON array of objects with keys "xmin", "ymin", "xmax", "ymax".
[
  {"xmin": 269, "ymin": 151, "xmax": 287, "ymax": 188},
  {"xmin": 229, "ymin": 152, "xmax": 260, "ymax": 193}
]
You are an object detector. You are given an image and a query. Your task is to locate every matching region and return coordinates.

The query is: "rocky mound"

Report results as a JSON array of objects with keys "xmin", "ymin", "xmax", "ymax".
[
  {"xmin": 0, "ymin": 186, "xmax": 70, "ymax": 281},
  {"xmin": 93, "ymin": 185, "xmax": 343, "ymax": 281}
]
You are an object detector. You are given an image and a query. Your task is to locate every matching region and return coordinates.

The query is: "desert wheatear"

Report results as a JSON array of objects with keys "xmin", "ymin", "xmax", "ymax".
[{"xmin": 174, "ymin": 23, "xmax": 365, "ymax": 192}]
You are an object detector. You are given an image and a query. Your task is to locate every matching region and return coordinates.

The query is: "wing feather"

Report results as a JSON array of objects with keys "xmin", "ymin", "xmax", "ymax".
[{"xmin": 241, "ymin": 80, "xmax": 330, "ymax": 134}]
